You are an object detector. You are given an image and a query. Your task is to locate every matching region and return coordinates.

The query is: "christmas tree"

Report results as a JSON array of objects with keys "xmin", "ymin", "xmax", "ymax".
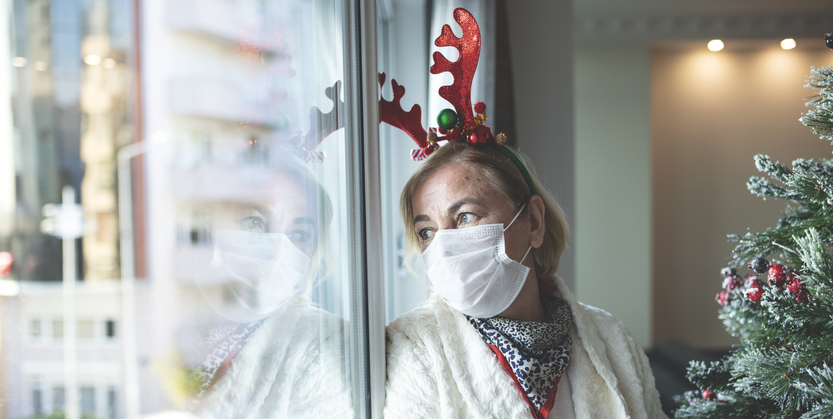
[{"xmin": 674, "ymin": 48, "xmax": 833, "ymax": 417}]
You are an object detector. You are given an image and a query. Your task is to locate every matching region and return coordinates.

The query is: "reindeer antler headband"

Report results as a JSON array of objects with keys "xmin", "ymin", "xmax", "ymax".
[{"xmin": 378, "ymin": 7, "xmax": 536, "ymax": 194}]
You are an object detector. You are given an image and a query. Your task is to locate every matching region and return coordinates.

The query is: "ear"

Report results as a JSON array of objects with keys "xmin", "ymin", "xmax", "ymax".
[{"xmin": 528, "ymin": 195, "xmax": 545, "ymax": 249}]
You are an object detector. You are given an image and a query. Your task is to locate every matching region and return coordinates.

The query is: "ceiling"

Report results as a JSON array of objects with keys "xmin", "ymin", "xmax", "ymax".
[{"xmin": 574, "ymin": 0, "xmax": 833, "ymax": 44}]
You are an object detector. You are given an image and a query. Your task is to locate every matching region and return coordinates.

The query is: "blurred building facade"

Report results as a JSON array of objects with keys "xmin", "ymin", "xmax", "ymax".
[{"xmin": 1, "ymin": 0, "xmax": 308, "ymax": 417}]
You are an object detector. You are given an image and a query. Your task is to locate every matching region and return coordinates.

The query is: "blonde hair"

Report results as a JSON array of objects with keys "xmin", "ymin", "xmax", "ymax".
[{"xmin": 400, "ymin": 141, "xmax": 569, "ymax": 277}]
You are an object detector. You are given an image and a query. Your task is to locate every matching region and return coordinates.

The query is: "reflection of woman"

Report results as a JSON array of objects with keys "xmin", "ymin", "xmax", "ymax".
[
  {"xmin": 189, "ymin": 154, "xmax": 352, "ymax": 418},
  {"xmin": 384, "ymin": 141, "xmax": 665, "ymax": 418}
]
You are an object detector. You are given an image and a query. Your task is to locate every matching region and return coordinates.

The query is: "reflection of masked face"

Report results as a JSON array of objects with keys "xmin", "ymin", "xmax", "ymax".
[{"xmin": 198, "ymin": 229, "xmax": 311, "ymax": 321}]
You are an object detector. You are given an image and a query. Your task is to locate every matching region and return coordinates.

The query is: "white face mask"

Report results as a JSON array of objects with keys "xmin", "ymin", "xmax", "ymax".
[
  {"xmin": 422, "ymin": 205, "xmax": 532, "ymax": 318},
  {"xmin": 196, "ymin": 229, "xmax": 311, "ymax": 322}
]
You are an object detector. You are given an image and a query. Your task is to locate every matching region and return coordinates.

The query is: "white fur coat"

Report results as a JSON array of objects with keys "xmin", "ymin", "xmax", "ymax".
[
  {"xmin": 384, "ymin": 276, "xmax": 666, "ymax": 418},
  {"xmin": 196, "ymin": 298, "xmax": 353, "ymax": 419}
]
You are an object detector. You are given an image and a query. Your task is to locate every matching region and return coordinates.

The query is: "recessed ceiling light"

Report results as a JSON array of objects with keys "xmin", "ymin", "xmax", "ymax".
[
  {"xmin": 707, "ymin": 39, "xmax": 724, "ymax": 52},
  {"xmin": 84, "ymin": 54, "xmax": 102, "ymax": 66},
  {"xmin": 11, "ymin": 57, "xmax": 27, "ymax": 67},
  {"xmin": 781, "ymin": 38, "xmax": 797, "ymax": 50}
]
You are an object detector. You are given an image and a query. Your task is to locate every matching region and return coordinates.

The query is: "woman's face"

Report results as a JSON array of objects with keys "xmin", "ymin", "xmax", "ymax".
[
  {"xmin": 212, "ymin": 171, "xmax": 319, "ymax": 257},
  {"xmin": 411, "ymin": 163, "xmax": 532, "ymax": 264}
]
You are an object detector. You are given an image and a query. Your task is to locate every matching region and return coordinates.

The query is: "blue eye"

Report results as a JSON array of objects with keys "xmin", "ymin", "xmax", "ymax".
[
  {"xmin": 240, "ymin": 216, "xmax": 267, "ymax": 233},
  {"xmin": 288, "ymin": 230, "xmax": 313, "ymax": 245},
  {"xmin": 460, "ymin": 213, "xmax": 475, "ymax": 224},
  {"xmin": 417, "ymin": 228, "xmax": 435, "ymax": 242}
]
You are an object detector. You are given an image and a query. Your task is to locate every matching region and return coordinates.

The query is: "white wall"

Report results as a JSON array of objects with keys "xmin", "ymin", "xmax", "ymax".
[
  {"xmin": 507, "ymin": 0, "xmax": 575, "ymax": 288},
  {"xmin": 575, "ymin": 45, "xmax": 653, "ymax": 348},
  {"xmin": 652, "ymin": 41, "xmax": 833, "ymax": 349}
]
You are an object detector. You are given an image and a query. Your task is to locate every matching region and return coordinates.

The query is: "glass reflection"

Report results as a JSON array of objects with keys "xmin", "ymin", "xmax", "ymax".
[{"xmin": 179, "ymin": 151, "xmax": 352, "ymax": 417}]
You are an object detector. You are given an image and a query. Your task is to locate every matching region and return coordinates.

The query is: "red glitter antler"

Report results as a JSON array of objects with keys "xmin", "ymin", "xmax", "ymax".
[
  {"xmin": 378, "ymin": 73, "xmax": 437, "ymax": 161},
  {"xmin": 302, "ymin": 80, "xmax": 344, "ymax": 162},
  {"xmin": 430, "ymin": 8, "xmax": 481, "ymax": 127}
]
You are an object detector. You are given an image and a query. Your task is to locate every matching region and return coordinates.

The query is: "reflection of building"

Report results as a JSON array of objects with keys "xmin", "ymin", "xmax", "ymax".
[
  {"xmin": 79, "ymin": 0, "xmax": 131, "ymax": 282},
  {"xmin": 138, "ymin": 1, "xmax": 309, "ymax": 411},
  {"xmin": 3, "ymin": 0, "xmax": 340, "ymax": 416},
  {"xmin": 3, "ymin": 281, "xmax": 126, "ymax": 419}
]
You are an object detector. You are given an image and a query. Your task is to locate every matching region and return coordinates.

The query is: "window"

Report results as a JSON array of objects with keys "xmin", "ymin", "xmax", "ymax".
[
  {"xmin": 106, "ymin": 386, "xmax": 118, "ymax": 419},
  {"xmin": 32, "ymin": 386, "xmax": 43, "ymax": 415},
  {"xmin": 52, "ymin": 319, "xmax": 63, "ymax": 340},
  {"xmin": 52, "ymin": 386, "xmax": 65, "ymax": 411},
  {"xmin": 105, "ymin": 319, "xmax": 116, "ymax": 339},
  {"xmin": 77, "ymin": 319, "xmax": 95, "ymax": 339},
  {"xmin": 29, "ymin": 318, "xmax": 42, "ymax": 339},
  {"xmin": 80, "ymin": 386, "xmax": 96, "ymax": 416},
  {"xmin": 4, "ymin": 0, "xmax": 382, "ymax": 417}
]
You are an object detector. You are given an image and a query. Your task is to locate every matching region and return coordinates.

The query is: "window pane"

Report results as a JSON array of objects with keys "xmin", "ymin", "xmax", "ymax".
[
  {"xmin": 105, "ymin": 319, "xmax": 116, "ymax": 338},
  {"xmin": 107, "ymin": 387, "xmax": 118, "ymax": 419},
  {"xmin": 52, "ymin": 319, "xmax": 64, "ymax": 339},
  {"xmin": 80, "ymin": 386, "xmax": 96, "ymax": 415},
  {"xmin": 29, "ymin": 318, "xmax": 41, "ymax": 338},
  {"xmin": 53, "ymin": 386, "xmax": 65, "ymax": 411},
  {"xmin": 32, "ymin": 387, "xmax": 43, "ymax": 415},
  {"xmin": 3, "ymin": 0, "xmax": 371, "ymax": 417},
  {"xmin": 77, "ymin": 319, "xmax": 95, "ymax": 339}
]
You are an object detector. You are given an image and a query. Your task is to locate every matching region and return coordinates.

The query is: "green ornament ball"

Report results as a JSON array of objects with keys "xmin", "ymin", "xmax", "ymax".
[{"xmin": 437, "ymin": 108, "xmax": 458, "ymax": 130}]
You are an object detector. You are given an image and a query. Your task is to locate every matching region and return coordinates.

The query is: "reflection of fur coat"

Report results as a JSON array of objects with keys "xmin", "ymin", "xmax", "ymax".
[
  {"xmin": 384, "ymin": 276, "xmax": 666, "ymax": 419},
  {"xmin": 197, "ymin": 298, "xmax": 353, "ymax": 419}
]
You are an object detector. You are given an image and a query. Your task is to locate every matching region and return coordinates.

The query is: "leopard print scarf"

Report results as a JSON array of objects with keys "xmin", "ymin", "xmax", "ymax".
[{"xmin": 466, "ymin": 294, "xmax": 572, "ymax": 410}]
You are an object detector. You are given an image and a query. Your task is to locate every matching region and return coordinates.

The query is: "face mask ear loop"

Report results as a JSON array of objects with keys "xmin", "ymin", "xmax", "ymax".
[
  {"xmin": 503, "ymin": 202, "xmax": 528, "ymax": 232},
  {"xmin": 519, "ymin": 245, "xmax": 533, "ymax": 264}
]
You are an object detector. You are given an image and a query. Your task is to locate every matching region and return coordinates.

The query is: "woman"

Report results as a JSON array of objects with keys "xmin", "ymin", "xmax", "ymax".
[{"xmin": 384, "ymin": 141, "xmax": 665, "ymax": 418}]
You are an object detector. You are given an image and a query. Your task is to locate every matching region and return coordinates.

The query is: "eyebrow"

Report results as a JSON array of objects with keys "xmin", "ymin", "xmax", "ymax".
[
  {"xmin": 446, "ymin": 199, "xmax": 472, "ymax": 217},
  {"xmin": 241, "ymin": 203, "xmax": 272, "ymax": 218},
  {"xmin": 411, "ymin": 198, "xmax": 479, "ymax": 226},
  {"xmin": 293, "ymin": 216, "xmax": 317, "ymax": 226}
]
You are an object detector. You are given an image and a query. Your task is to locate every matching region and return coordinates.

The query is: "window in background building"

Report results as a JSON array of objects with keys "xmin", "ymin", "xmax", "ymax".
[
  {"xmin": 52, "ymin": 386, "xmax": 65, "ymax": 412},
  {"xmin": 77, "ymin": 319, "xmax": 95, "ymax": 339},
  {"xmin": 80, "ymin": 386, "xmax": 96, "ymax": 416},
  {"xmin": 52, "ymin": 319, "xmax": 63, "ymax": 339},
  {"xmin": 29, "ymin": 318, "xmax": 42, "ymax": 339},
  {"xmin": 106, "ymin": 386, "xmax": 118, "ymax": 419},
  {"xmin": 32, "ymin": 384, "xmax": 43, "ymax": 415},
  {"xmin": 105, "ymin": 319, "xmax": 116, "ymax": 339}
]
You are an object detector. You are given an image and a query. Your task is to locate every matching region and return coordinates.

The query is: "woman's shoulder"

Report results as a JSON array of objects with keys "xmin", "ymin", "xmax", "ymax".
[{"xmin": 386, "ymin": 295, "xmax": 449, "ymax": 336}]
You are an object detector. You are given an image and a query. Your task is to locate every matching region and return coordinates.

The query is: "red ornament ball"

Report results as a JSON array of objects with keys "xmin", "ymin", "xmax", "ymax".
[
  {"xmin": 744, "ymin": 274, "xmax": 759, "ymax": 287},
  {"xmin": 722, "ymin": 276, "xmax": 742, "ymax": 291},
  {"xmin": 474, "ymin": 101, "xmax": 486, "ymax": 114},
  {"xmin": 787, "ymin": 272, "xmax": 802, "ymax": 294},
  {"xmin": 716, "ymin": 291, "xmax": 732, "ymax": 306},
  {"xmin": 768, "ymin": 264, "xmax": 787, "ymax": 288},
  {"xmin": 796, "ymin": 290, "xmax": 810, "ymax": 304},
  {"xmin": 702, "ymin": 389, "xmax": 717, "ymax": 401},
  {"xmin": 747, "ymin": 280, "xmax": 764, "ymax": 303}
]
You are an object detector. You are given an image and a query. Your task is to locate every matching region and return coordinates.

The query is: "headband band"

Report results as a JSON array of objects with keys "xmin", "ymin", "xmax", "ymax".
[{"xmin": 494, "ymin": 145, "xmax": 537, "ymax": 196}]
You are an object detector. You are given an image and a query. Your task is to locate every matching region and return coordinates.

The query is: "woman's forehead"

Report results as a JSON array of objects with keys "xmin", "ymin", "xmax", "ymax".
[
  {"xmin": 413, "ymin": 164, "xmax": 504, "ymax": 211},
  {"xmin": 213, "ymin": 173, "xmax": 320, "ymax": 218}
]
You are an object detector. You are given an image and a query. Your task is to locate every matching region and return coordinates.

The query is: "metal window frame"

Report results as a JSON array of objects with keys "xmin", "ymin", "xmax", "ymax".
[{"xmin": 343, "ymin": 0, "xmax": 386, "ymax": 417}]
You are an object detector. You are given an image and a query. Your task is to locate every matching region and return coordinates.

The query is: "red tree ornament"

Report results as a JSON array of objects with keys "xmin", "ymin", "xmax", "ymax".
[
  {"xmin": 723, "ymin": 276, "xmax": 742, "ymax": 291},
  {"xmin": 768, "ymin": 264, "xmax": 787, "ymax": 288},
  {"xmin": 716, "ymin": 291, "xmax": 732, "ymax": 306},
  {"xmin": 747, "ymin": 278, "xmax": 764, "ymax": 303},
  {"xmin": 474, "ymin": 101, "xmax": 486, "ymax": 114},
  {"xmin": 787, "ymin": 272, "xmax": 803, "ymax": 294}
]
